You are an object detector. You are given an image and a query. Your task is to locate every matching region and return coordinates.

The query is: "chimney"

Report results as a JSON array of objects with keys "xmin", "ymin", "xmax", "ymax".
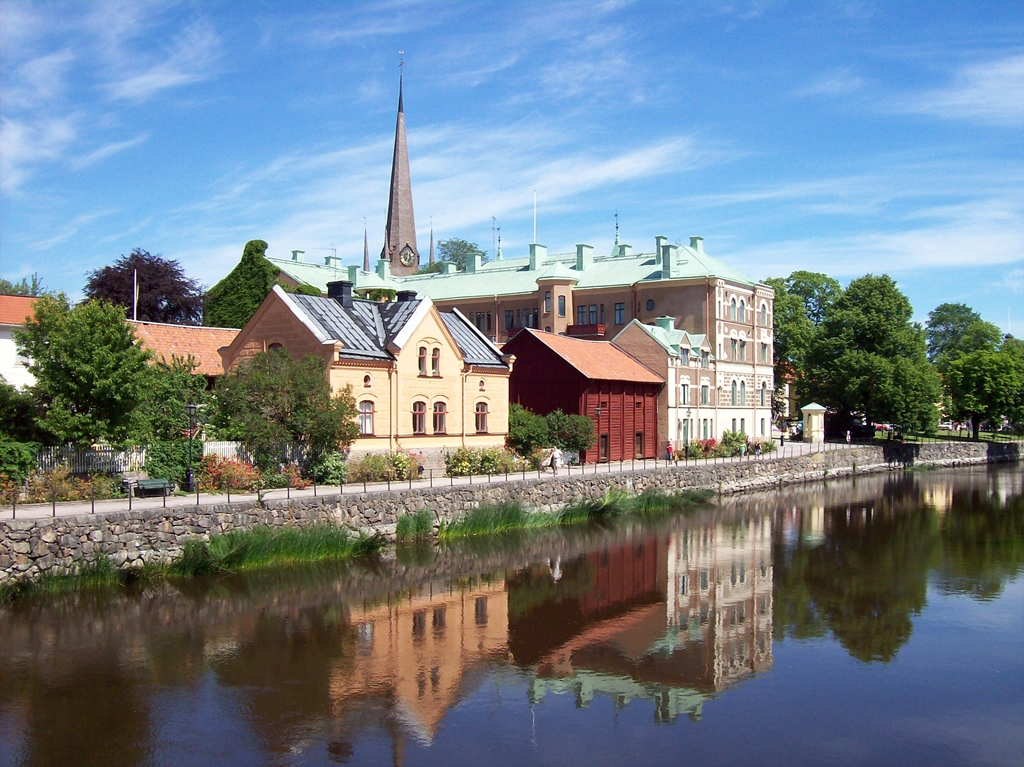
[
  {"xmin": 467, "ymin": 251, "xmax": 482, "ymax": 273},
  {"xmin": 655, "ymin": 315, "xmax": 675, "ymax": 332},
  {"xmin": 375, "ymin": 258, "xmax": 391, "ymax": 280},
  {"xmin": 529, "ymin": 243, "xmax": 547, "ymax": 271},
  {"xmin": 325, "ymin": 254, "xmax": 342, "ymax": 267},
  {"xmin": 616, "ymin": 243, "xmax": 632, "ymax": 257},
  {"xmin": 442, "ymin": 261, "xmax": 458, "ymax": 274},
  {"xmin": 662, "ymin": 244, "xmax": 679, "ymax": 279},
  {"xmin": 327, "ymin": 280, "xmax": 354, "ymax": 309},
  {"xmin": 576, "ymin": 244, "xmax": 594, "ymax": 271},
  {"xmin": 654, "ymin": 236, "xmax": 667, "ymax": 265},
  {"xmin": 689, "ymin": 236, "xmax": 704, "ymax": 253},
  {"xmin": 396, "ymin": 290, "xmax": 417, "ymax": 303},
  {"xmin": 291, "ymin": 250, "xmax": 305, "ymax": 262}
]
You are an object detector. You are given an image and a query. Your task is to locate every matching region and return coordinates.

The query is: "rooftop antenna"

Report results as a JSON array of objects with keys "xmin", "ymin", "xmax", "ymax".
[
  {"xmin": 492, "ymin": 216, "xmax": 496, "ymax": 259},
  {"xmin": 614, "ymin": 210, "xmax": 620, "ymax": 247},
  {"xmin": 496, "ymin": 228, "xmax": 502, "ymax": 260},
  {"xmin": 533, "ymin": 189, "xmax": 537, "ymax": 243}
]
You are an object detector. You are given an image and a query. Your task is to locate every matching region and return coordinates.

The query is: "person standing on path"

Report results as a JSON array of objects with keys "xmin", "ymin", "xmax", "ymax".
[
  {"xmin": 550, "ymin": 446, "xmax": 563, "ymax": 476},
  {"xmin": 846, "ymin": 430, "xmax": 852, "ymax": 445}
]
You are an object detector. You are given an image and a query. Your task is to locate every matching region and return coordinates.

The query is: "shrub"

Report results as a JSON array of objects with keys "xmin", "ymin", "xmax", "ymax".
[
  {"xmin": 507, "ymin": 404, "xmax": 550, "ymax": 456},
  {"xmin": 198, "ymin": 454, "xmax": 261, "ymax": 492},
  {"xmin": 444, "ymin": 447, "xmax": 524, "ymax": 477},
  {"xmin": 0, "ymin": 440, "xmax": 36, "ymax": 483},
  {"xmin": 24, "ymin": 466, "xmax": 122, "ymax": 502},
  {"xmin": 546, "ymin": 410, "xmax": 596, "ymax": 453},
  {"xmin": 261, "ymin": 463, "xmax": 309, "ymax": 490},
  {"xmin": 751, "ymin": 439, "xmax": 776, "ymax": 454},
  {"xmin": 306, "ymin": 450, "xmax": 347, "ymax": 484},
  {"xmin": 346, "ymin": 451, "xmax": 421, "ymax": 482},
  {"xmin": 144, "ymin": 440, "xmax": 192, "ymax": 485},
  {"xmin": 720, "ymin": 430, "xmax": 748, "ymax": 455}
]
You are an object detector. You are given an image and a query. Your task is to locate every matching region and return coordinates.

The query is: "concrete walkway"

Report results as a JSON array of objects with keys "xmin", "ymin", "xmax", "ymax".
[{"xmin": 3, "ymin": 441, "xmax": 844, "ymax": 521}]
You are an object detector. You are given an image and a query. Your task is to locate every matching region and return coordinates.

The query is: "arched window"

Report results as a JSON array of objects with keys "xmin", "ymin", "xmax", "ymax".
[
  {"xmin": 738, "ymin": 300, "xmax": 745, "ymax": 323},
  {"xmin": 412, "ymin": 401, "xmax": 426, "ymax": 434},
  {"xmin": 475, "ymin": 402, "xmax": 488, "ymax": 433},
  {"xmin": 433, "ymin": 402, "xmax": 447, "ymax": 434},
  {"xmin": 760, "ymin": 382, "xmax": 767, "ymax": 407},
  {"xmin": 544, "ymin": 291, "xmax": 552, "ymax": 313},
  {"xmin": 730, "ymin": 298, "xmax": 736, "ymax": 321},
  {"xmin": 358, "ymin": 401, "xmax": 375, "ymax": 435},
  {"xmin": 363, "ymin": 374, "xmax": 371, "ymax": 388},
  {"xmin": 731, "ymin": 380, "xmax": 738, "ymax": 405},
  {"xmin": 268, "ymin": 342, "xmax": 284, "ymax": 351},
  {"xmin": 558, "ymin": 295, "xmax": 566, "ymax": 317},
  {"xmin": 431, "ymin": 348, "xmax": 440, "ymax": 376},
  {"xmin": 760, "ymin": 304, "xmax": 768, "ymax": 327},
  {"xmin": 739, "ymin": 380, "xmax": 746, "ymax": 406},
  {"xmin": 418, "ymin": 346, "xmax": 427, "ymax": 376},
  {"xmin": 478, "ymin": 379, "xmax": 486, "ymax": 391}
]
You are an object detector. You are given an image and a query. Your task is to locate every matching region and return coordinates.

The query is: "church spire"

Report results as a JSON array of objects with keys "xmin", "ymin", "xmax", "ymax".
[
  {"xmin": 363, "ymin": 220, "xmax": 370, "ymax": 271},
  {"xmin": 381, "ymin": 68, "xmax": 419, "ymax": 275},
  {"xmin": 429, "ymin": 222, "xmax": 435, "ymax": 265}
]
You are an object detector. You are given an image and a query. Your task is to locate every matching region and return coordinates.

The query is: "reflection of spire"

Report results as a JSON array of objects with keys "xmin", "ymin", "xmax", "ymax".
[
  {"xmin": 363, "ymin": 220, "xmax": 370, "ymax": 271},
  {"xmin": 381, "ymin": 70, "xmax": 419, "ymax": 273}
]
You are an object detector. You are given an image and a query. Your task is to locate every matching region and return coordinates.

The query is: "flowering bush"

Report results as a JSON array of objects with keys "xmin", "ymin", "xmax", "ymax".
[
  {"xmin": 346, "ymin": 451, "xmax": 421, "ymax": 482},
  {"xmin": 198, "ymin": 454, "xmax": 261, "ymax": 492},
  {"xmin": 445, "ymin": 447, "xmax": 525, "ymax": 477},
  {"xmin": 306, "ymin": 450, "xmax": 347, "ymax": 484}
]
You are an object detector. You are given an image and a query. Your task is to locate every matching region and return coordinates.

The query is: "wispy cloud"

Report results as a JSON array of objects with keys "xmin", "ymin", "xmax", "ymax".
[
  {"xmin": 792, "ymin": 68, "xmax": 864, "ymax": 98},
  {"xmin": 3, "ymin": 49, "xmax": 75, "ymax": 109},
  {"xmin": 897, "ymin": 55, "xmax": 1024, "ymax": 127},
  {"xmin": 0, "ymin": 116, "xmax": 77, "ymax": 193},
  {"xmin": 103, "ymin": 18, "xmax": 221, "ymax": 102},
  {"xmin": 69, "ymin": 133, "xmax": 148, "ymax": 170}
]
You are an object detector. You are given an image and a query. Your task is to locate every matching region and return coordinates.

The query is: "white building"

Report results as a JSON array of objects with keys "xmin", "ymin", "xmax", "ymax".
[{"xmin": 0, "ymin": 295, "xmax": 36, "ymax": 389}]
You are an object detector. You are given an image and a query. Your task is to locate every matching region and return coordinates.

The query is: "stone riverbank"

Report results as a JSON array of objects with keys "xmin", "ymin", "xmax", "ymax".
[{"xmin": 1, "ymin": 440, "xmax": 1019, "ymax": 583}]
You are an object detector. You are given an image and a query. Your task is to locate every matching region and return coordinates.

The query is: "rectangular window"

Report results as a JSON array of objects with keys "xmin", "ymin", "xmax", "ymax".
[
  {"xmin": 418, "ymin": 346, "xmax": 427, "ymax": 376},
  {"xmin": 433, "ymin": 402, "xmax": 447, "ymax": 434},
  {"xmin": 701, "ymin": 385, "xmax": 709, "ymax": 405},
  {"xmin": 614, "ymin": 302, "xmax": 625, "ymax": 324},
  {"xmin": 589, "ymin": 305, "xmax": 598, "ymax": 324},
  {"xmin": 730, "ymin": 339, "xmax": 737, "ymax": 360},
  {"xmin": 505, "ymin": 310, "xmax": 514, "ymax": 330},
  {"xmin": 760, "ymin": 418, "xmax": 766, "ymax": 436},
  {"xmin": 600, "ymin": 304, "xmax": 605, "ymax": 324},
  {"xmin": 558, "ymin": 295, "xmax": 566, "ymax": 317},
  {"xmin": 680, "ymin": 349, "xmax": 690, "ymax": 365},
  {"xmin": 533, "ymin": 308, "xmax": 539, "ymax": 327},
  {"xmin": 739, "ymin": 340, "xmax": 746, "ymax": 361},
  {"xmin": 680, "ymin": 383, "xmax": 689, "ymax": 404},
  {"xmin": 700, "ymin": 351, "xmax": 709, "ymax": 368},
  {"xmin": 544, "ymin": 291, "xmax": 552, "ymax": 313},
  {"xmin": 359, "ymin": 401, "xmax": 374, "ymax": 435},
  {"xmin": 475, "ymin": 402, "xmax": 488, "ymax": 433},
  {"xmin": 740, "ymin": 418, "xmax": 746, "ymax": 434},
  {"xmin": 760, "ymin": 386, "xmax": 766, "ymax": 406},
  {"xmin": 486, "ymin": 312, "xmax": 492, "ymax": 332},
  {"xmin": 431, "ymin": 348, "xmax": 440, "ymax": 376},
  {"xmin": 516, "ymin": 309, "xmax": 521, "ymax": 328},
  {"xmin": 412, "ymin": 402, "xmax": 426, "ymax": 434},
  {"xmin": 732, "ymin": 418, "xmax": 737, "ymax": 431},
  {"xmin": 577, "ymin": 305, "xmax": 587, "ymax": 325}
]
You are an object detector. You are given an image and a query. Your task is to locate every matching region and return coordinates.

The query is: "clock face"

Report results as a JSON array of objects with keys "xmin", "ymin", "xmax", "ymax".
[{"xmin": 400, "ymin": 246, "xmax": 416, "ymax": 267}]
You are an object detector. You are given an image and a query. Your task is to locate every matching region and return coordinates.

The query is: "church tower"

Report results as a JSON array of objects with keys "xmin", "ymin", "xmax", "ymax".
[{"xmin": 381, "ymin": 75, "xmax": 419, "ymax": 275}]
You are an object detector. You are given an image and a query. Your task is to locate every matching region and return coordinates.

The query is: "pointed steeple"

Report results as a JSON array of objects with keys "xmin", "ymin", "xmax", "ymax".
[
  {"xmin": 381, "ymin": 74, "xmax": 419, "ymax": 274},
  {"xmin": 363, "ymin": 223, "xmax": 370, "ymax": 271},
  {"xmin": 429, "ymin": 225, "xmax": 435, "ymax": 265}
]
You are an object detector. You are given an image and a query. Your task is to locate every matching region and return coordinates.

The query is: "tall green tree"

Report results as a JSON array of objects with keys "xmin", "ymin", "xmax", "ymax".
[
  {"xmin": 85, "ymin": 248, "xmax": 204, "ymax": 325},
  {"xmin": 203, "ymin": 239, "xmax": 278, "ymax": 329},
  {"xmin": 15, "ymin": 296, "xmax": 151, "ymax": 446},
  {"xmin": 0, "ymin": 380, "xmax": 43, "ymax": 442},
  {"xmin": 437, "ymin": 238, "xmax": 486, "ymax": 271},
  {"xmin": 211, "ymin": 349, "xmax": 359, "ymax": 468},
  {"xmin": 804, "ymin": 274, "xmax": 940, "ymax": 432},
  {"xmin": 0, "ymin": 273, "xmax": 46, "ymax": 296},
  {"xmin": 945, "ymin": 348, "xmax": 1021, "ymax": 439},
  {"xmin": 763, "ymin": 276, "xmax": 813, "ymax": 418},
  {"xmin": 785, "ymin": 270, "xmax": 842, "ymax": 326},
  {"xmin": 926, "ymin": 302, "xmax": 1002, "ymax": 369},
  {"xmin": 133, "ymin": 356, "xmax": 210, "ymax": 442}
]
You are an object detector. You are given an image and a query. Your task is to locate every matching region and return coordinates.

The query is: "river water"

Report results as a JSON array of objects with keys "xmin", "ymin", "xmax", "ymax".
[{"xmin": 1, "ymin": 464, "xmax": 1022, "ymax": 766}]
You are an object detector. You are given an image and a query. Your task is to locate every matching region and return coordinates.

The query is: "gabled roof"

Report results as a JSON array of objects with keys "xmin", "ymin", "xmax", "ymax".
[
  {"xmin": 613, "ymin": 319, "xmax": 714, "ymax": 359},
  {"xmin": 129, "ymin": 321, "xmax": 238, "ymax": 376},
  {"xmin": 0, "ymin": 295, "xmax": 36, "ymax": 326},
  {"xmin": 513, "ymin": 328, "xmax": 663, "ymax": 384},
  {"xmin": 279, "ymin": 288, "xmax": 508, "ymax": 368}
]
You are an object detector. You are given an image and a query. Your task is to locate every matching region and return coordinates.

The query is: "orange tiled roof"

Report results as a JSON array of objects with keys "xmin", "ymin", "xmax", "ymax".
[
  {"xmin": 0, "ymin": 295, "xmax": 36, "ymax": 326},
  {"xmin": 129, "ymin": 321, "xmax": 239, "ymax": 376},
  {"xmin": 519, "ymin": 328, "xmax": 664, "ymax": 384}
]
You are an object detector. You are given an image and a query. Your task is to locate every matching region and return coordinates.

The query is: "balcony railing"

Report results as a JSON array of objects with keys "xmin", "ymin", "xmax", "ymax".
[{"xmin": 566, "ymin": 323, "xmax": 606, "ymax": 337}]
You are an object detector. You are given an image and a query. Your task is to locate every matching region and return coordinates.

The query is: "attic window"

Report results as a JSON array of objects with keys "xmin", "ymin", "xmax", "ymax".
[
  {"xmin": 479, "ymin": 380, "xmax": 485, "ymax": 391},
  {"xmin": 645, "ymin": 299, "xmax": 655, "ymax": 311},
  {"xmin": 363, "ymin": 374, "xmax": 371, "ymax": 388},
  {"xmin": 268, "ymin": 342, "xmax": 283, "ymax": 351}
]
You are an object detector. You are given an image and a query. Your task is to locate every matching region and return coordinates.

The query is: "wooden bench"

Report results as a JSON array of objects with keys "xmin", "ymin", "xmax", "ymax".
[{"xmin": 122, "ymin": 472, "xmax": 172, "ymax": 497}]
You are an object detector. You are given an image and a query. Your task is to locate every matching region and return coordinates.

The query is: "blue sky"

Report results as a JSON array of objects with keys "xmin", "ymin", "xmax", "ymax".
[{"xmin": 1, "ymin": 0, "xmax": 1022, "ymax": 331}]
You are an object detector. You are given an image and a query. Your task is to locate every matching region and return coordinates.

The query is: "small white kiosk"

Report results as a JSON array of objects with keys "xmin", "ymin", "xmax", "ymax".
[{"xmin": 801, "ymin": 402, "xmax": 827, "ymax": 444}]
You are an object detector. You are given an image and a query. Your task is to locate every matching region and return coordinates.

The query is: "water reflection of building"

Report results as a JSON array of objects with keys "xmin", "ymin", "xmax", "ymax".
[
  {"xmin": 328, "ymin": 578, "xmax": 508, "ymax": 744},
  {"xmin": 512, "ymin": 519, "xmax": 774, "ymax": 723}
]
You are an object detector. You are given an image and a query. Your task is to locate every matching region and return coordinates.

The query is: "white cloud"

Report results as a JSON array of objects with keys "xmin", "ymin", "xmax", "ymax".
[
  {"xmin": 0, "ymin": 115, "xmax": 77, "ymax": 193},
  {"xmin": 103, "ymin": 18, "xmax": 221, "ymax": 102},
  {"xmin": 792, "ymin": 68, "xmax": 864, "ymax": 98},
  {"xmin": 69, "ymin": 133, "xmax": 149, "ymax": 170},
  {"xmin": 3, "ymin": 49, "xmax": 75, "ymax": 109},
  {"xmin": 898, "ymin": 55, "xmax": 1024, "ymax": 127}
]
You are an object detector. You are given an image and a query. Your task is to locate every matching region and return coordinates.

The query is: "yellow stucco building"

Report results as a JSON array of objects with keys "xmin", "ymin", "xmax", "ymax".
[{"xmin": 221, "ymin": 282, "xmax": 513, "ymax": 464}]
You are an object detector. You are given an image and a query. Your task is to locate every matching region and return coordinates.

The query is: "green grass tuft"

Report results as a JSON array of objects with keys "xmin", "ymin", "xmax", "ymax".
[{"xmin": 396, "ymin": 510, "xmax": 435, "ymax": 543}]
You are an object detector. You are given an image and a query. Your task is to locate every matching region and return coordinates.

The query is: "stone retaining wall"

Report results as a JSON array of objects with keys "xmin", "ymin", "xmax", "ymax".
[{"xmin": 2, "ymin": 440, "xmax": 1018, "ymax": 583}]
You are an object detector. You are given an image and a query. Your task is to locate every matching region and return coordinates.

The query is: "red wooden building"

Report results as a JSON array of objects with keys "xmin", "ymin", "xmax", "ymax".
[{"xmin": 504, "ymin": 328, "xmax": 664, "ymax": 462}]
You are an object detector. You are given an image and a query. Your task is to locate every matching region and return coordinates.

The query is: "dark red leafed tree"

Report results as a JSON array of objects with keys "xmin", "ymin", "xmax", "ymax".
[{"xmin": 85, "ymin": 248, "xmax": 203, "ymax": 325}]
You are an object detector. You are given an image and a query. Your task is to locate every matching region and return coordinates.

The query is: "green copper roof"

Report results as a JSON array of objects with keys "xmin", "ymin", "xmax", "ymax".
[
  {"xmin": 614, "ymin": 319, "xmax": 714, "ymax": 359},
  {"xmin": 267, "ymin": 240, "xmax": 764, "ymax": 299}
]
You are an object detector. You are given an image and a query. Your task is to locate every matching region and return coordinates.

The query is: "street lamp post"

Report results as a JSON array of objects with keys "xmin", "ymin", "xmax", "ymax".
[{"xmin": 186, "ymin": 402, "xmax": 198, "ymax": 492}]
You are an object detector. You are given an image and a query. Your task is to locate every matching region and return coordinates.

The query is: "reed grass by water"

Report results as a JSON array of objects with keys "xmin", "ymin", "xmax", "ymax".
[
  {"xmin": 438, "ymin": 488, "xmax": 715, "ymax": 540},
  {"xmin": 395, "ymin": 510, "xmax": 434, "ymax": 543}
]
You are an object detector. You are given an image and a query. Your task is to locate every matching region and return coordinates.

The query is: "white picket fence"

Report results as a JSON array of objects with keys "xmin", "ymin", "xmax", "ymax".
[{"xmin": 36, "ymin": 441, "xmax": 305, "ymax": 474}]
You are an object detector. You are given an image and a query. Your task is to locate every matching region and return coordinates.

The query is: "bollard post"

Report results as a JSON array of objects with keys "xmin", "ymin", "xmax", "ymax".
[
  {"xmin": 227, "ymin": 482, "xmax": 231, "ymax": 503},
  {"xmin": 52, "ymin": 488, "xmax": 57, "ymax": 517},
  {"xmin": 91, "ymin": 484, "xmax": 95, "ymax": 514},
  {"xmin": 287, "ymin": 474, "xmax": 291, "ymax": 499},
  {"xmin": 163, "ymin": 485, "xmax": 167, "ymax": 508},
  {"xmin": 197, "ymin": 482, "xmax": 201, "ymax": 506},
  {"xmin": 430, "ymin": 469, "xmax": 434, "ymax": 488},
  {"xmin": 314, "ymin": 480, "xmax": 317, "ymax": 497},
  {"xmin": 128, "ymin": 485, "xmax": 132, "ymax": 512}
]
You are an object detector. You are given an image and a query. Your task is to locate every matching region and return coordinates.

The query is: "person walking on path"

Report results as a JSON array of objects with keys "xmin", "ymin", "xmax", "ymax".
[
  {"xmin": 549, "ymin": 446, "xmax": 563, "ymax": 476},
  {"xmin": 666, "ymin": 443, "xmax": 674, "ymax": 462}
]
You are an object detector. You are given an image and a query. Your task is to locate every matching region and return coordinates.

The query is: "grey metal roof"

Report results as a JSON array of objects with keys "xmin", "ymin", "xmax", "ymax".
[
  {"xmin": 440, "ymin": 313, "xmax": 507, "ymax": 368},
  {"xmin": 287, "ymin": 294, "xmax": 507, "ymax": 368}
]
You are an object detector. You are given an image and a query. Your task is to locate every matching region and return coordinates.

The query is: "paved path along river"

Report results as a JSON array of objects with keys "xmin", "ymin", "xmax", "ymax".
[{"xmin": 4, "ymin": 441, "xmax": 840, "ymax": 520}]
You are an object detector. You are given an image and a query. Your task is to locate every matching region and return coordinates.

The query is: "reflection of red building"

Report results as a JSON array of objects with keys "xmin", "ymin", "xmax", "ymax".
[{"xmin": 503, "ymin": 328, "xmax": 663, "ymax": 462}]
